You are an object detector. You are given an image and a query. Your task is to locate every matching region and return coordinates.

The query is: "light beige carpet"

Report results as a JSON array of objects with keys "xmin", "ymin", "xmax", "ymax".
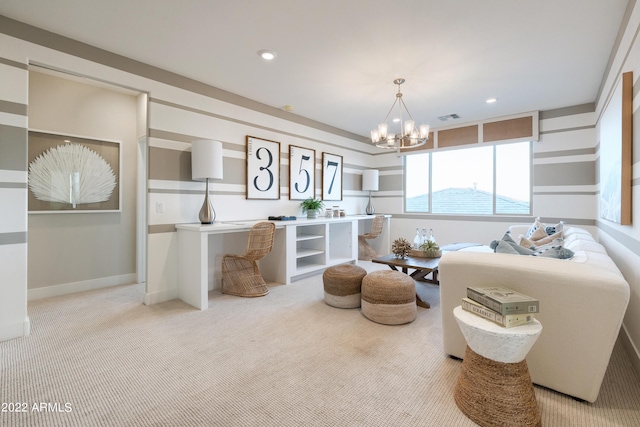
[{"xmin": 2, "ymin": 261, "xmax": 640, "ymax": 426}]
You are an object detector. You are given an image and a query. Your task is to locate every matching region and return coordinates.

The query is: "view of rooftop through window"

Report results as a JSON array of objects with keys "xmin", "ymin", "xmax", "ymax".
[{"xmin": 405, "ymin": 141, "xmax": 531, "ymax": 215}]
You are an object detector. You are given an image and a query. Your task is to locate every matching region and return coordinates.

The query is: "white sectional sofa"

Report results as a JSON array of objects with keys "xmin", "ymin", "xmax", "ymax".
[{"xmin": 439, "ymin": 226, "xmax": 630, "ymax": 403}]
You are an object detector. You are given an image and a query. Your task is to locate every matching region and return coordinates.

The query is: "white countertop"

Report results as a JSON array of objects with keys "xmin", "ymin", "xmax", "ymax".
[{"xmin": 175, "ymin": 214, "xmax": 390, "ymax": 232}]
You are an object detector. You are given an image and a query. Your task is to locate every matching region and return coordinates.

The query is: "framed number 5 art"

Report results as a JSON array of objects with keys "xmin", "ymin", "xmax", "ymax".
[
  {"xmin": 246, "ymin": 136, "xmax": 281, "ymax": 200},
  {"xmin": 289, "ymin": 145, "xmax": 316, "ymax": 200},
  {"xmin": 322, "ymin": 152, "xmax": 343, "ymax": 201}
]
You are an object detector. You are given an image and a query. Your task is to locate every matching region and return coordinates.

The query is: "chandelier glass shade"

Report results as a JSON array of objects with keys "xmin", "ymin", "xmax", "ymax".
[{"xmin": 370, "ymin": 78, "xmax": 430, "ymax": 149}]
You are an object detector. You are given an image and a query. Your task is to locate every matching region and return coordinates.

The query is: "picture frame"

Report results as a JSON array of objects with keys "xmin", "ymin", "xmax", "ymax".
[
  {"xmin": 289, "ymin": 145, "xmax": 316, "ymax": 200},
  {"xmin": 322, "ymin": 152, "xmax": 343, "ymax": 201},
  {"xmin": 27, "ymin": 130, "xmax": 121, "ymax": 213},
  {"xmin": 246, "ymin": 135, "xmax": 281, "ymax": 200},
  {"xmin": 599, "ymin": 71, "xmax": 632, "ymax": 225}
]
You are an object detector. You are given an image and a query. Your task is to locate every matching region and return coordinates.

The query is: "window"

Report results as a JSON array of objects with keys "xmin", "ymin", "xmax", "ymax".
[{"xmin": 405, "ymin": 141, "xmax": 531, "ymax": 215}]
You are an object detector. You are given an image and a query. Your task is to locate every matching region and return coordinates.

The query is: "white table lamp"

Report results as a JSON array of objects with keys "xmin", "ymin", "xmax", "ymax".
[
  {"xmin": 362, "ymin": 169, "xmax": 379, "ymax": 215},
  {"xmin": 191, "ymin": 140, "xmax": 223, "ymax": 224}
]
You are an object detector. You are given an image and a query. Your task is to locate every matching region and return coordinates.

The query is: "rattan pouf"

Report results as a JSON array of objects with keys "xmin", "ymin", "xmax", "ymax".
[
  {"xmin": 453, "ymin": 306, "xmax": 542, "ymax": 427},
  {"xmin": 323, "ymin": 264, "xmax": 367, "ymax": 308},
  {"xmin": 361, "ymin": 270, "xmax": 416, "ymax": 325}
]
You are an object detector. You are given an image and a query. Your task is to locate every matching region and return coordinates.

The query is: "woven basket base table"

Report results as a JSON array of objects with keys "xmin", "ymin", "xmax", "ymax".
[
  {"xmin": 453, "ymin": 306, "xmax": 542, "ymax": 427},
  {"xmin": 454, "ymin": 346, "xmax": 541, "ymax": 427}
]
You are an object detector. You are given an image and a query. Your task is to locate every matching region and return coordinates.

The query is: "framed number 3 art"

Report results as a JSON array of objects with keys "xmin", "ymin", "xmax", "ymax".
[
  {"xmin": 289, "ymin": 145, "xmax": 316, "ymax": 200},
  {"xmin": 322, "ymin": 152, "xmax": 343, "ymax": 201},
  {"xmin": 246, "ymin": 136, "xmax": 281, "ymax": 200}
]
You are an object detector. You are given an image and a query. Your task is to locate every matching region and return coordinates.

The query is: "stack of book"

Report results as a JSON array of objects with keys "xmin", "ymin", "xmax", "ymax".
[{"xmin": 462, "ymin": 286, "xmax": 539, "ymax": 328}]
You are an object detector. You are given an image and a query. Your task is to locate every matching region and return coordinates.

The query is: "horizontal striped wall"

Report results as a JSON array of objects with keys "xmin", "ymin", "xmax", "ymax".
[
  {"xmin": 592, "ymin": 0, "xmax": 640, "ymax": 378},
  {"xmin": 147, "ymin": 98, "xmax": 373, "ymax": 232},
  {"xmin": 0, "ymin": 56, "xmax": 29, "ymax": 341}
]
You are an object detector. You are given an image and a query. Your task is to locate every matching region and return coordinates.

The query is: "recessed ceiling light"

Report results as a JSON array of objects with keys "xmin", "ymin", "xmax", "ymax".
[
  {"xmin": 486, "ymin": 98, "xmax": 498, "ymax": 104},
  {"xmin": 258, "ymin": 50, "xmax": 276, "ymax": 60}
]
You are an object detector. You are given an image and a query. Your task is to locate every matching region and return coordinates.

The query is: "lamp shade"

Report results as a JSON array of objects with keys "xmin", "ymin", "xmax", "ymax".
[
  {"xmin": 362, "ymin": 169, "xmax": 379, "ymax": 191},
  {"xmin": 191, "ymin": 140, "xmax": 223, "ymax": 181}
]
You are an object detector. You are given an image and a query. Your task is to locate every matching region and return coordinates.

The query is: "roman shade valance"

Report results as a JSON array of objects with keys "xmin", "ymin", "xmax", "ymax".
[{"xmin": 399, "ymin": 111, "xmax": 539, "ymax": 155}]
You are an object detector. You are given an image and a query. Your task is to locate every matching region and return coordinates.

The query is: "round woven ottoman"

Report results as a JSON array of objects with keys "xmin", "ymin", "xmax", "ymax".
[
  {"xmin": 361, "ymin": 270, "xmax": 416, "ymax": 325},
  {"xmin": 323, "ymin": 264, "xmax": 367, "ymax": 308}
]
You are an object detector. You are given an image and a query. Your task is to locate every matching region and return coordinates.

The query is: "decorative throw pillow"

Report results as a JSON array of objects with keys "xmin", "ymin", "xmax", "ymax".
[
  {"xmin": 531, "ymin": 231, "xmax": 563, "ymax": 246},
  {"xmin": 525, "ymin": 217, "xmax": 542, "ymax": 239},
  {"xmin": 491, "ymin": 233, "xmax": 536, "ymax": 256},
  {"xmin": 545, "ymin": 221, "xmax": 566, "ymax": 235},
  {"xmin": 538, "ymin": 246, "xmax": 575, "ymax": 260},
  {"xmin": 529, "ymin": 225, "xmax": 549, "ymax": 242},
  {"xmin": 518, "ymin": 235, "xmax": 535, "ymax": 248},
  {"xmin": 493, "ymin": 239, "xmax": 521, "ymax": 255}
]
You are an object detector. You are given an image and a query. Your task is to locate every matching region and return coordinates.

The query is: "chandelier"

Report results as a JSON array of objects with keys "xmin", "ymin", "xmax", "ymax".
[{"xmin": 370, "ymin": 78, "xmax": 430, "ymax": 149}]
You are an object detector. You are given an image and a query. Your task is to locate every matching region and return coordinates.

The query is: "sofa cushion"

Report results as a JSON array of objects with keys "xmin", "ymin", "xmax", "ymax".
[{"xmin": 565, "ymin": 239, "xmax": 607, "ymax": 254}]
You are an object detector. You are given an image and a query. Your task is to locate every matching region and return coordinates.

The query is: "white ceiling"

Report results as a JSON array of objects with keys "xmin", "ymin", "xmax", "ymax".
[{"xmin": 0, "ymin": 0, "xmax": 630, "ymax": 138}]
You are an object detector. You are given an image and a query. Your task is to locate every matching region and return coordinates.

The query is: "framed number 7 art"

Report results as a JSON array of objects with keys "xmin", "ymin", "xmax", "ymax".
[
  {"xmin": 289, "ymin": 145, "xmax": 316, "ymax": 200},
  {"xmin": 322, "ymin": 152, "xmax": 343, "ymax": 201},
  {"xmin": 246, "ymin": 135, "xmax": 281, "ymax": 200}
]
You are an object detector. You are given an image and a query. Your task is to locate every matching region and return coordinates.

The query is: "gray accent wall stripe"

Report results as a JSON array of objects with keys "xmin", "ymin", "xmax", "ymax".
[
  {"xmin": 0, "ymin": 57, "xmax": 28, "ymax": 70},
  {"xmin": 380, "ymin": 174, "xmax": 403, "ymax": 192},
  {"xmin": 0, "ymin": 182, "xmax": 27, "ymax": 189},
  {"xmin": 148, "ymin": 224, "xmax": 176, "ymax": 234},
  {"xmin": 533, "ymin": 162, "xmax": 595, "ymax": 186},
  {"xmin": 539, "ymin": 103, "xmax": 595, "ymax": 120},
  {"xmin": 0, "ymin": 124, "xmax": 27, "ymax": 171},
  {"xmin": 534, "ymin": 148, "xmax": 595, "ymax": 158},
  {"xmin": 0, "ymin": 100, "xmax": 27, "ymax": 116},
  {"xmin": 148, "ymin": 148, "xmax": 360, "ymax": 190},
  {"xmin": 148, "ymin": 146, "xmax": 191, "ymax": 181},
  {"xmin": 539, "ymin": 125, "xmax": 595, "ymax": 135},
  {"xmin": 0, "ymin": 232, "xmax": 27, "ymax": 245}
]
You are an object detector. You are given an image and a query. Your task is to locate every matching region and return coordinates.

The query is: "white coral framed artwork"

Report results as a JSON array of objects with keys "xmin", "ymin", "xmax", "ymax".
[{"xmin": 28, "ymin": 131, "xmax": 121, "ymax": 213}]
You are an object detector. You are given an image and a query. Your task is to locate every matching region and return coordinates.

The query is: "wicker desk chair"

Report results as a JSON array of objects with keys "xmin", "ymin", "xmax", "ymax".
[
  {"xmin": 358, "ymin": 215, "xmax": 384, "ymax": 261},
  {"xmin": 222, "ymin": 221, "xmax": 276, "ymax": 297}
]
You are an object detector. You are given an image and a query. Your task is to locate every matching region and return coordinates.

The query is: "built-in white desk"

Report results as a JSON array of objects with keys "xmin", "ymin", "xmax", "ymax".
[{"xmin": 175, "ymin": 215, "xmax": 391, "ymax": 310}]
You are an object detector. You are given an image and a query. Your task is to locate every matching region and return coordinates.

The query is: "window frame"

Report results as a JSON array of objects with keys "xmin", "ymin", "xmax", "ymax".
[{"xmin": 403, "ymin": 141, "xmax": 533, "ymax": 216}]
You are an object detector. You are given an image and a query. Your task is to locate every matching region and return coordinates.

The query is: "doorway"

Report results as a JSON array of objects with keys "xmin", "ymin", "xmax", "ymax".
[{"xmin": 26, "ymin": 64, "xmax": 148, "ymax": 299}]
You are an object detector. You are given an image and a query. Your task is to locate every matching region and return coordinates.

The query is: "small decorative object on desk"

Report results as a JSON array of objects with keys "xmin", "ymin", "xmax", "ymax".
[
  {"xmin": 300, "ymin": 197, "xmax": 324, "ymax": 219},
  {"xmin": 419, "ymin": 240, "xmax": 441, "ymax": 258},
  {"xmin": 391, "ymin": 237, "xmax": 412, "ymax": 259},
  {"xmin": 325, "ymin": 209, "xmax": 333, "ymax": 218}
]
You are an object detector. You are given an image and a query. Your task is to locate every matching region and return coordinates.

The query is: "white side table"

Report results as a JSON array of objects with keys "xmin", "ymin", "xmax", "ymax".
[{"xmin": 453, "ymin": 306, "xmax": 542, "ymax": 427}]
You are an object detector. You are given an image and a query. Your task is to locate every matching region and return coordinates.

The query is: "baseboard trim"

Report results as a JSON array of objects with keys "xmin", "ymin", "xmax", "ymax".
[
  {"xmin": 620, "ymin": 323, "xmax": 640, "ymax": 379},
  {"xmin": 144, "ymin": 287, "xmax": 178, "ymax": 306},
  {"xmin": 28, "ymin": 274, "xmax": 137, "ymax": 300},
  {"xmin": 0, "ymin": 316, "xmax": 30, "ymax": 342}
]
